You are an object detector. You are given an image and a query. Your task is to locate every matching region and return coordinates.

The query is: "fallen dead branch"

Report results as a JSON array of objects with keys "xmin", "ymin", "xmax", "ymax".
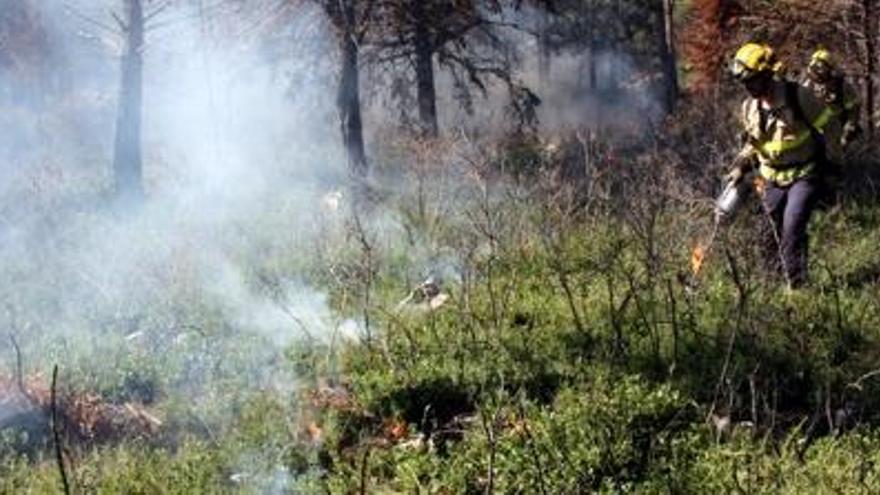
[
  {"xmin": 51, "ymin": 365, "xmax": 71, "ymax": 495},
  {"xmin": 0, "ymin": 373, "xmax": 162, "ymax": 453}
]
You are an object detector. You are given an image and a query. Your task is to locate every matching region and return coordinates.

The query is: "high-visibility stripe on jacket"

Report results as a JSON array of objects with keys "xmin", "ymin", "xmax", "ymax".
[
  {"xmin": 810, "ymin": 92, "xmax": 858, "ymax": 131},
  {"xmin": 737, "ymin": 81, "xmax": 827, "ymax": 186},
  {"xmin": 803, "ymin": 75, "xmax": 860, "ymax": 161}
]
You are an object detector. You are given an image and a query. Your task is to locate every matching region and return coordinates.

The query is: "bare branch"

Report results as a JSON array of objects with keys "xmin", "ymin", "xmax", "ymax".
[
  {"xmin": 51, "ymin": 365, "xmax": 71, "ymax": 495},
  {"xmin": 145, "ymin": 0, "xmax": 173, "ymax": 24},
  {"xmin": 111, "ymin": 8, "xmax": 129, "ymax": 32},
  {"xmin": 358, "ymin": 446, "xmax": 371, "ymax": 495},
  {"xmin": 144, "ymin": 0, "xmax": 243, "ymax": 32},
  {"xmin": 8, "ymin": 333, "xmax": 25, "ymax": 397},
  {"xmin": 63, "ymin": 4, "xmax": 123, "ymax": 36},
  {"xmin": 847, "ymin": 368, "xmax": 880, "ymax": 391}
]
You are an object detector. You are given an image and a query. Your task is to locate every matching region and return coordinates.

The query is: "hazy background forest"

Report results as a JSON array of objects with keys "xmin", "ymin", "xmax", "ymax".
[{"xmin": 1, "ymin": 0, "xmax": 879, "ymax": 492}]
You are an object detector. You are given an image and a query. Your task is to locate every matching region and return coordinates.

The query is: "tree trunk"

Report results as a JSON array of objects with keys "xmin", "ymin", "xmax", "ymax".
[
  {"xmin": 661, "ymin": 0, "xmax": 678, "ymax": 113},
  {"xmin": 413, "ymin": 1, "xmax": 438, "ymax": 137},
  {"xmin": 585, "ymin": 0, "xmax": 597, "ymax": 91},
  {"xmin": 337, "ymin": 28, "xmax": 368, "ymax": 175},
  {"xmin": 588, "ymin": 43, "xmax": 597, "ymax": 91},
  {"xmin": 537, "ymin": 7, "xmax": 552, "ymax": 91},
  {"xmin": 863, "ymin": 0, "xmax": 876, "ymax": 135},
  {"xmin": 113, "ymin": 0, "xmax": 145, "ymax": 202}
]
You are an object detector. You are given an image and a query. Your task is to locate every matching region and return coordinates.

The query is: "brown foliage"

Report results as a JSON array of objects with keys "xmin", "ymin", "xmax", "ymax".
[
  {"xmin": 681, "ymin": 0, "xmax": 745, "ymax": 93},
  {"xmin": 682, "ymin": 0, "xmax": 864, "ymax": 91},
  {"xmin": 0, "ymin": 0, "xmax": 51, "ymax": 80},
  {"xmin": 0, "ymin": 375, "xmax": 161, "ymax": 451}
]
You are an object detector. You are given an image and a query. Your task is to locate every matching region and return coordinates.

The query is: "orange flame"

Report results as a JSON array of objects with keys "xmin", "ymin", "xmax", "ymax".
[
  {"xmin": 691, "ymin": 244, "xmax": 707, "ymax": 276},
  {"xmin": 307, "ymin": 421, "xmax": 323, "ymax": 442},
  {"xmin": 383, "ymin": 418, "xmax": 408, "ymax": 442},
  {"xmin": 753, "ymin": 175, "xmax": 767, "ymax": 195}
]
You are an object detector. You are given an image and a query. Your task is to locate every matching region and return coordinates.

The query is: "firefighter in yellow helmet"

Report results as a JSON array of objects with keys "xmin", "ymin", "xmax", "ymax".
[
  {"xmin": 803, "ymin": 48, "xmax": 861, "ymax": 150},
  {"xmin": 726, "ymin": 43, "xmax": 832, "ymax": 288}
]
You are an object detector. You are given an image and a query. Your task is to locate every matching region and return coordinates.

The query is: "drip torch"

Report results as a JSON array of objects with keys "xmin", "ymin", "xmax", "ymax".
[{"xmin": 690, "ymin": 174, "xmax": 757, "ymax": 280}]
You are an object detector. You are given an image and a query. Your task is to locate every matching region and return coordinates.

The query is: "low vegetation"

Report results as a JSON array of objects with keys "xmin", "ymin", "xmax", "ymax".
[{"xmin": 3, "ymin": 129, "xmax": 879, "ymax": 493}]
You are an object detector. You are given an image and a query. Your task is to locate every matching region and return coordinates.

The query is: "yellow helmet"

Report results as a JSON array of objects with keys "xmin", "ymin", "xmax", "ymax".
[
  {"xmin": 808, "ymin": 48, "xmax": 834, "ymax": 80},
  {"xmin": 771, "ymin": 59, "xmax": 786, "ymax": 77},
  {"xmin": 732, "ymin": 43, "xmax": 776, "ymax": 80},
  {"xmin": 811, "ymin": 48, "xmax": 833, "ymax": 66}
]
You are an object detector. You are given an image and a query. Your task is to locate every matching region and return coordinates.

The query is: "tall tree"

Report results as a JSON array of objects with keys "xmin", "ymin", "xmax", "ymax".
[
  {"xmin": 680, "ymin": 0, "xmax": 734, "ymax": 94},
  {"xmin": 863, "ymin": 0, "xmax": 876, "ymax": 135},
  {"xmin": 411, "ymin": 1, "xmax": 439, "ymax": 136},
  {"xmin": 68, "ymin": 0, "xmax": 173, "ymax": 203},
  {"xmin": 113, "ymin": 0, "xmax": 146, "ymax": 202},
  {"xmin": 0, "ymin": 0, "xmax": 53, "ymax": 106},
  {"xmin": 536, "ymin": 4, "xmax": 553, "ymax": 90},
  {"xmin": 308, "ymin": 0, "xmax": 374, "ymax": 175},
  {"xmin": 526, "ymin": 1, "xmax": 672, "ymax": 91},
  {"xmin": 661, "ymin": 0, "xmax": 678, "ymax": 113},
  {"xmin": 585, "ymin": 0, "xmax": 598, "ymax": 92},
  {"xmin": 372, "ymin": 0, "xmax": 529, "ymax": 137}
]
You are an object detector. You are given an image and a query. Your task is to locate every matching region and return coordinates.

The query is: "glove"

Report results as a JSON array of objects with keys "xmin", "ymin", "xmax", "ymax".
[
  {"xmin": 725, "ymin": 152, "xmax": 754, "ymax": 185},
  {"xmin": 841, "ymin": 122, "xmax": 861, "ymax": 147},
  {"xmin": 724, "ymin": 166, "xmax": 745, "ymax": 185}
]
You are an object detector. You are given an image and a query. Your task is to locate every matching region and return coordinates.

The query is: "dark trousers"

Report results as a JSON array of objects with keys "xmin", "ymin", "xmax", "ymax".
[{"xmin": 760, "ymin": 178, "xmax": 824, "ymax": 287}]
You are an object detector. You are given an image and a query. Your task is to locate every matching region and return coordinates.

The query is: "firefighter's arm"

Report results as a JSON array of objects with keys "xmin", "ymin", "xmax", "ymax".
[
  {"xmin": 727, "ymin": 101, "xmax": 758, "ymax": 184},
  {"xmin": 727, "ymin": 144, "xmax": 757, "ymax": 184},
  {"xmin": 797, "ymin": 85, "xmax": 828, "ymax": 126},
  {"xmin": 798, "ymin": 86, "xmax": 845, "ymax": 158},
  {"xmin": 728, "ymin": 98, "xmax": 760, "ymax": 183},
  {"xmin": 842, "ymin": 81, "xmax": 862, "ymax": 146}
]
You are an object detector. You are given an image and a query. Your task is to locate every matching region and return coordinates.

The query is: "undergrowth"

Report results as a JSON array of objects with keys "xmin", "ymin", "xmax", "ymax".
[{"xmin": 2, "ymin": 131, "xmax": 880, "ymax": 493}]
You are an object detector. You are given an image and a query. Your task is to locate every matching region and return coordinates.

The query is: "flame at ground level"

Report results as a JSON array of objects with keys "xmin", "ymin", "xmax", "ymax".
[{"xmin": 691, "ymin": 244, "xmax": 707, "ymax": 276}]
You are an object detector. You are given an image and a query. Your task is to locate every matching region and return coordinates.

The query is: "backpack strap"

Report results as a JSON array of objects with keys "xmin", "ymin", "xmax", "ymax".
[
  {"xmin": 834, "ymin": 75, "xmax": 851, "ymax": 125},
  {"xmin": 786, "ymin": 81, "xmax": 828, "ymax": 167}
]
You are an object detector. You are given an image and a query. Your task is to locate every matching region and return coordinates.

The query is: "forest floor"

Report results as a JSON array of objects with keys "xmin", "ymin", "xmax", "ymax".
[{"xmin": 3, "ymin": 134, "xmax": 880, "ymax": 493}]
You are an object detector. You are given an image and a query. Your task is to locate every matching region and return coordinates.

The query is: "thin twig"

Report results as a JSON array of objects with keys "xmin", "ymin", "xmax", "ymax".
[
  {"xmin": 707, "ymin": 315, "xmax": 741, "ymax": 424},
  {"xmin": 359, "ymin": 447, "xmax": 370, "ymax": 495},
  {"xmin": 254, "ymin": 274, "xmax": 316, "ymax": 342},
  {"xmin": 9, "ymin": 333, "xmax": 25, "ymax": 396},
  {"xmin": 110, "ymin": 9, "xmax": 128, "ymax": 32},
  {"xmin": 797, "ymin": 389, "xmax": 825, "ymax": 460},
  {"xmin": 847, "ymin": 368, "xmax": 880, "ymax": 391},
  {"xmin": 516, "ymin": 400, "xmax": 549, "ymax": 495},
  {"xmin": 666, "ymin": 279, "xmax": 679, "ymax": 371},
  {"xmin": 706, "ymin": 246, "xmax": 752, "ymax": 423},
  {"xmin": 51, "ymin": 365, "xmax": 71, "ymax": 495},
  {"xmin": 759, "ymin": 197, "xmax": 791, "ymax": 287},
  {"xmin": 144, "ymin": 0, "xmax": 172, "ymax": 24},
  {"xmin": 540, "ymin": 225, "xmax": 587, "ymax": 336},
  {"xmin": 351, "ymin": 211, "xmax": 374, "ymax": 346},
  {"xmin": 63, "ymin": 4, "xmax": 123, "ymax": 35},
  {"xmin": 480, "ymin": 407, "xmax": 497, "ymax": 495}
]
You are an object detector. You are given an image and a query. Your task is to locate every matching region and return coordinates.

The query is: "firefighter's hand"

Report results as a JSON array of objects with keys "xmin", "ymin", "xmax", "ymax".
[
  {"xmin": 714, "ymin": 205, "xmax": 729, "ymax": 224},
  {"xmin": 842, "ymin": 122, "xmax": 861, "ymax": 147},
  {"xmin": 724, "ymin": 166, "xmax": 745, "ymax": 185},
  {"xmin": 726, "ymin": 152, "xmax": 754, "ymax": 184}
]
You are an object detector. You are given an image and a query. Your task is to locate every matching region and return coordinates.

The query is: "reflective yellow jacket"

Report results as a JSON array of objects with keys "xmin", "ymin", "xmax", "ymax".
[
  {"xmin": 803, "ymin": 74, "xmax": 860, "ymax": 154},
  {"xmin": 735, "ymin": 81, "xmax": 831, "ymax": 186}
]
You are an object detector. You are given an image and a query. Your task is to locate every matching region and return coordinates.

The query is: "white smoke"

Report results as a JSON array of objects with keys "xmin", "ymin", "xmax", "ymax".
[{"xmin": 0, "ymin": 0, "xmax": 351, "ymax": 408}]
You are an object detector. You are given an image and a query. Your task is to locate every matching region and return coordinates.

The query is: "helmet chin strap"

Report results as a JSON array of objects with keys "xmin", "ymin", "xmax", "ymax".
[
  {"xmin": 810, "ymin": 66, "xmax": 831, "ymax": 82},
  {"xmin": 743, "ymin": 72, "xmax": 773, "ymax": 99}
]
